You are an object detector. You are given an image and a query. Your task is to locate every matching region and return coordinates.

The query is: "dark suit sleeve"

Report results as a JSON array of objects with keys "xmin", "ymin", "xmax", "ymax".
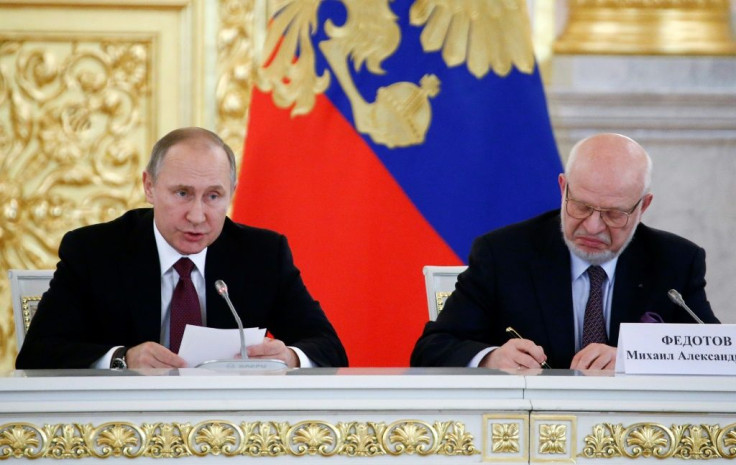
[
  {"xmin": 680, "ymin": 246, "xmax": 719, "ymax": 323},
  {"xmin": 410, "ymin": 236, "xmax": 503, "ymax": 367},
  {"xmin": 267, "ymin": 236, "xmax": 348, "ymax": 367},
  {"xmin": 16, "ymin": 231, "xmax": 114, "ymax": 369}
]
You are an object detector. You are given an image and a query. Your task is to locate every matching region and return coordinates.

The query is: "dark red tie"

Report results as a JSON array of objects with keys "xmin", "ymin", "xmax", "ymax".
[
  {"xmin": 582, "ymin": 265, "xmax": 608, "ymax": 348},
  {"xmin": 170, "ymin": 258, "xmax": 202, "ymax": 353}
]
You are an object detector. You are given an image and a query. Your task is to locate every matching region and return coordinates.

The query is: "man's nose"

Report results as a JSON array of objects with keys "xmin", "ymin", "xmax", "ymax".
[
  {"xmin": 186, "ymin": 199, "xmax": 206, "ymax": 224},
  {"xmin": 582, "ymin": 210, "xmax": 607, "ymax": 233}
]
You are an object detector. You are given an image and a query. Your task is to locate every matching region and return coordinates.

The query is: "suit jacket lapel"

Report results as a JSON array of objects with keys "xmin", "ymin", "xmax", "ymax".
[
  {"xmin": 203, "ymin": 219, "xmax": 237, "ymax": 329},
  {"xmin": 531, "ymin": 216, "xmax": 576, "ymax": 367},
  {"xmin": 610, "ymin": 226, "xmax": 650, "ymax": 345}
]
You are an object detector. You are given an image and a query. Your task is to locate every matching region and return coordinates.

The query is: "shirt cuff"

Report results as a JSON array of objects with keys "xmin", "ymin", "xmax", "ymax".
[
  {"xmin": 468, "ymin": 347, "xmax": 496, "ymax": 368},
  {"xmin": 92, "ymin": 346, "xmax": 122, "ymax": 369},
  {"xmin": 289, "ymin": 346, "xmax": 313, "ymax": 368}
]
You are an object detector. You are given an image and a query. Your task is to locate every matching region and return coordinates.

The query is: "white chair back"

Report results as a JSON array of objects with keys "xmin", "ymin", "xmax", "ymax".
[
  {"xmin": 8, "ymin": 269, "xmax": 54, "ymax": 348},
  {"xmin": 422, "ymin": 265, "xmax": 467, "ymax": 321}
]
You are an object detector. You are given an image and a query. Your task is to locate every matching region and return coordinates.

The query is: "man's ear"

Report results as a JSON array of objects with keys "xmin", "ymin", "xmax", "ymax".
[
  {"xmin": 640, "ymin": 192, "xmax": 654, "ymax": 214},
  {"xmin": 558, "ymin": 173, "xmax": 567, "ymax": 196},
  {"xmin": 142, "ymin": 171, "xmax": 154, "ymax": 204}
]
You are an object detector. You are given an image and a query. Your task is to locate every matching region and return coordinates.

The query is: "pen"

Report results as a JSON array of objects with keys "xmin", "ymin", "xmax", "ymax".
[{"xmin": 505, "ymin": 326, "xmax": 552, "ymax": 369}]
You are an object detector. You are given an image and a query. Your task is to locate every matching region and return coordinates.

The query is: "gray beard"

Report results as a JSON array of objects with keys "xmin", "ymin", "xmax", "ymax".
[{"xmin": 561, "ymin": 222, "xmax": 637, "ymax": 265}]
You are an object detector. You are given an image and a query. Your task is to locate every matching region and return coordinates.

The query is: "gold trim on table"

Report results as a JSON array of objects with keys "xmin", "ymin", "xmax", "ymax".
[{"xmin": 0, "ymin": 419, "xmax": 479, "ymax": 459}]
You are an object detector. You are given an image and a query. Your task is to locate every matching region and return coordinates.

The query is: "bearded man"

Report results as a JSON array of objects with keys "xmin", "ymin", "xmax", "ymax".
[{"xmin": 411, "ymin": 133, "xmax": 719, "ymax": 370}]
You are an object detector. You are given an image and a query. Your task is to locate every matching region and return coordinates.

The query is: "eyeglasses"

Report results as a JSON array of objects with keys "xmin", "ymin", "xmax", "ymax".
[{"xmin": 565, "ymin": 186, "xmax": 643, "ymax": 229}]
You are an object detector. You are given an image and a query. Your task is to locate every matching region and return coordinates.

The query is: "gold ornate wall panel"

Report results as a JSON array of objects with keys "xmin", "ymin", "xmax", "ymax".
[
  {"xmin": 555, "ymin": 0, "xmax": 736, "ymax": 55},
  {"xmin": 215, "ymin": 0, "xmax": 255, "ymax": 159},
  {"xmin": 0, "ymin": 0, "xmax": 210, "ymax": 370}
]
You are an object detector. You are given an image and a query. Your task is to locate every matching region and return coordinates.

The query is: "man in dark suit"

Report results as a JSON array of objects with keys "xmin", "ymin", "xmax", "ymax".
[
  {"xmin": 17, "ymin": 127, "xmax": 347, "ymax": 369},
  {"xmin": 411, "ymin": 133, "xmax": 719, "ymax": 371}
]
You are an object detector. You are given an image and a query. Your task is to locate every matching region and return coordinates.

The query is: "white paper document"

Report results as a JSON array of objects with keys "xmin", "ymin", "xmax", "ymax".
[{"xmin": 178, "ymin": 325, "xmax": 266, "ymax": 368}]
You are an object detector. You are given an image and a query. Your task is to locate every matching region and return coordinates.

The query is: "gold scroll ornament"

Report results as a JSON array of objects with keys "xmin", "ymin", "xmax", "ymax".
[{"xmin": 0, "ymin": 420, "xmax": 479, "ymax": 459}]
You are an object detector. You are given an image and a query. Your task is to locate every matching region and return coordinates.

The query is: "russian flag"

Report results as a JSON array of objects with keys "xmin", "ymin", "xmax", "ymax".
[{"xmin": 232, "ymin": 0, "xmax": 562, "ymax": 367}]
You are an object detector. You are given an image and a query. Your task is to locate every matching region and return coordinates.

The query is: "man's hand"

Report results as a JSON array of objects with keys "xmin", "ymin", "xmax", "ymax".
[
  {"xmin": 126, "ymin": 342, "xmax": 188, "ymax": 369},
  {"xmin": 479, "ymin": 339, "xmax": 548, "ymax": 369},
  {"xmin": 570, "ymin": 343, "xmax": 616, "ymax": 370},
  {"xmin": 247, "ymin": 337, "xmax": 299, "ymax": 368}
]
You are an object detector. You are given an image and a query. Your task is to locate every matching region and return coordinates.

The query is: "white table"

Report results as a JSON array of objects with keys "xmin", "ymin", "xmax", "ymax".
[{"xmin": 1, "ymin": 368, "xmax": 734, "ymax": 463}]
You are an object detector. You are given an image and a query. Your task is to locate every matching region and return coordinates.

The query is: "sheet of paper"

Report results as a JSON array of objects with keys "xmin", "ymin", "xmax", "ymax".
[{"xmin": 178, "ymin": 325, "xmax": 266, "ymax": 368}]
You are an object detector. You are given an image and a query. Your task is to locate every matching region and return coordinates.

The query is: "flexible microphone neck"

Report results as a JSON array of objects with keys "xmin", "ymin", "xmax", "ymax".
[
  {"xmin": 667, "ymin": 289, "xmax": 705, "ymax": 324},
  {"xmin": 215, "ymin": 280, "xmax": 248, "ymax": 360},
  {"xmin": 196, "ymin": 280, "xmax": 286, "ymax": 371}
]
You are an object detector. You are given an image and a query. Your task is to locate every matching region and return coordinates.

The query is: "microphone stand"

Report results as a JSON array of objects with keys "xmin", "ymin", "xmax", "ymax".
[
  {"xmin": 667, "ymin": 289, "xmax": 705, "ymax": 324},
  {"xmin": 196, "ymin": 280, "xmax": 288, "ymax": 372}
]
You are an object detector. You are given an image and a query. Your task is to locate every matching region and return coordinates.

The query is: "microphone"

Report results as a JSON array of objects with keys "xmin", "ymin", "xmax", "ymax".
[
  {"xmin": 215, "ymin": 280, "xmax": 247, "ymax": 361},
  {"xmin": 667, "ymin": 289, "xmax": 705, "ymax": 324},
  {"xmin": 195, "ymin": 280, "xmax": 287, "ymax": 372}
]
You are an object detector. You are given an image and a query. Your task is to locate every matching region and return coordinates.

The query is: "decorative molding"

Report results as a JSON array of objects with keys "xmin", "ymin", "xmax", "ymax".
[
  {"xmin": 18, "ymin": 296, "xmax": 41, "ymax": 335},
  {"xmin": 215, "ymin": 0, "xmax": 254, "ymax": 162},
  {"xmin": 435, "ymin": 291, "xmax": 452, "ymax": 313},
  {"xmin": 483, "ymin": 414, "xmax": 528, "ymax": 463},
  {"xmin": 0, "ymin": 33, "xmax": 152, "ymax": 269},
  {"xmin": 581, "ymin": 422, "xmax": 736, "ymax": 460},
  {"xmin": 0, "ymin": 420, "xmax": 479, "ymax": 459},
  {"xmin": 530, "ymin": 415, "xmax": 577, "ymax": 464},
  {"xmin": 555, "ymin": 0, "xmax": 736, "ymax": 55},
  {"xmin": 548, "ymin": 91, "xmax": 736, "ymax": 138}
]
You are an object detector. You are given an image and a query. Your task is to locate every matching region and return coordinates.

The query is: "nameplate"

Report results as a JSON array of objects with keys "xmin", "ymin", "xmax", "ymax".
[{"xmin": 616, "ymin": 323, "xmax": 736, "ymax": 375}]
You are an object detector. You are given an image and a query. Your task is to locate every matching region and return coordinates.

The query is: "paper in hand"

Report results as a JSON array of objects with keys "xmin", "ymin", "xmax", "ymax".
[{"xmin": 177, "ymin": 325, "xmax": 267, "ymax": 367}]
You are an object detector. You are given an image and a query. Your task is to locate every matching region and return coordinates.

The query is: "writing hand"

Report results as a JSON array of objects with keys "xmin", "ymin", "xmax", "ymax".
[
  {"xmin": 126, "ymin": 341, "xmax": 187, "ymax": 369},
  {"xmin": 480, "ymin": 339, "xmax": 548, "ymax": 370},
  {"xmin": 246, "ymin": 337, "xmax": 299, "ymax": 368},
  {"xmin": 570, "ymin": 343, "xmax": 616, "ymax": 370}
]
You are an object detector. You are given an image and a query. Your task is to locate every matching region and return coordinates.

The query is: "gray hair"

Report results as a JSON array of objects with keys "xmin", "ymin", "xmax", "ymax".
[{"xmin": 146, "ymin": 127, "xmax": 237, "ymax": 190}]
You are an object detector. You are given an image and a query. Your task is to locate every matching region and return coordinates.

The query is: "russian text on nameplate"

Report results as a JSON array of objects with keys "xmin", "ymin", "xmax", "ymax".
[{"xmin": 616, "ymin": 323, "xmax": 736, "ymax": 375}]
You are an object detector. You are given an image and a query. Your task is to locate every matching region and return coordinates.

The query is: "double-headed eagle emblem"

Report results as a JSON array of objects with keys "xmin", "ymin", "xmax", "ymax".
[{"xmin": 257, "ymin": 0, "xmax": 536, "ymax": 148}]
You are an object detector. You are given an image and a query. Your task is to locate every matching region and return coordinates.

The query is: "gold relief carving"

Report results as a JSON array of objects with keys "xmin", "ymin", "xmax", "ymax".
[
  {"xmin": 289, "ymin": 421, "xmax": 338, "ymax": 456},
  {"xmin": 19, "ymin": 296, "xmax": 41, "ymax": 335},
  {"xmin": 46, "ymin": 424, "xmax": 87, "ymax": 459},
  {"xmin": 256, "ymin": 0, "xmax": 535, "ymax": 149},
  {"xmin": 383, "ymin": 420, "xmax": 478, "ymax": 456},
  {"xmin": 436, "ymin": 421, "xmax": 476, "ymax": 455},
  {"xmin": 567, "ymin": 0, "xmax": 730, "ymax": 6},
  {"xmin": 0, "ymin": 423, "xmax": 46, "ymax": 459},
  {"xmin": 492, "ymin": 423, "xmax": 520, "ymax": 453},
  {"xmin": 141, "ymin": 423, "xmax": 191, "ymax": 458},
  {"xmin": 241, "ymin": 421, "xmax": 287, "ymax": 456},
  {"xmin": 0, "ymin": 35, "xmax": 152, "ymax": 365},
  {"xmin": 539, "ymin": 423, "xmax": 567, "ymax": 455},
  {"xmin": 385, "ymin": 421, "xmax": 434, "ymax": 455},
  {"xmin": 582, "ymin": 422, "xmax": 736, "ymax": 460},
  {"xmin": 0, "ymin": 419, "xmax": 479, "ymax": 459},
  {"xmin": 339, "ymin": 421, "xmax": 385, "ymax": 456},
  {"xmin": 555, "ymin": 0, "xmax": 736, "ymax": 55},
  {"xmin": 92, "ymin": 423, "xmax": 145, "ymax": 458},
  {"xmin": 216, "ymin": 0, "xmax": 255, "ymax": 159},
  {"xmin": 435, "ymin": 290, "xmax": 452, "ymax": 313},
  {"xmin": 190, "ymin": 421, "xmax": 240, "ymax": 456}
]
